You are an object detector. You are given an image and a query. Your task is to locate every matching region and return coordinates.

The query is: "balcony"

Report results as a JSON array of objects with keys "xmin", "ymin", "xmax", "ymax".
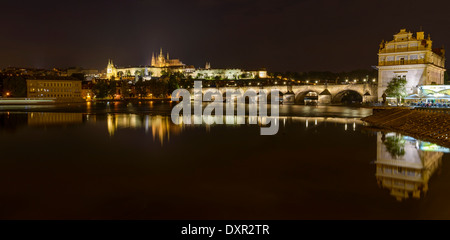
[
  {"xmin": 379, "ymin": 46, "xmax": 428, "ymax": 53},
  {"xmin": 378, "ymin": 59, "xmax": 427, "ymax": 66}
]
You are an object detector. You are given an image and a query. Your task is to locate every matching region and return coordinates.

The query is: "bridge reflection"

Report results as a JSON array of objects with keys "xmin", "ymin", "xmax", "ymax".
[{"xmin": 376, "ymin": 132, "xmax": 447, "ymax": 201}]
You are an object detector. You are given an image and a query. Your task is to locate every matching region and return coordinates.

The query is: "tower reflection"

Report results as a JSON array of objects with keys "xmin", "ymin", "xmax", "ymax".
[
  {"xmin": 106, "ymin": 114, "xmax": 182, "ymax": 144},
  {"xmin": 376, "ymin": 132, "xmax": 447, "ymax": 201}
]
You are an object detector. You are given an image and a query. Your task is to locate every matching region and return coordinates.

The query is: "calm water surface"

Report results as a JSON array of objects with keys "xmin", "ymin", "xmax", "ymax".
[{"xmin": 0, "ymin": 102, "xmax": 449, "ymax": 219}]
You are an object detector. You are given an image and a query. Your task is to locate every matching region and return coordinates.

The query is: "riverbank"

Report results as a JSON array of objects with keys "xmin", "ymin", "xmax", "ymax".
[{"xmin": 362, "ymin": 108, "xmax": 450, "ymax": 148}]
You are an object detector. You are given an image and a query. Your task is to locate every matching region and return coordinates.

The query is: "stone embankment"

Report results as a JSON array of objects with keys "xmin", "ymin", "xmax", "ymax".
[{"xmin": 362, "ymin": 108, "xmax": 450, "ymax": 148}]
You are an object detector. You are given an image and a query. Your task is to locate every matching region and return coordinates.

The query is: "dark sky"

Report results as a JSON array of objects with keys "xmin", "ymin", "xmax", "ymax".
[{"xmin": 1, "ymin": 0, "xmax": 450, "ymax": 72}]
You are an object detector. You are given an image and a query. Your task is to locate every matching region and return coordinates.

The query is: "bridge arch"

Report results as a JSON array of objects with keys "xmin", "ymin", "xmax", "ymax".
[
  {"xmin": 295, "ymin": 90, "xmax": 319, "ymax": 104},
  {"xmin": 332, "ymin": 90, "xmax": 363, "ymax": 104}
]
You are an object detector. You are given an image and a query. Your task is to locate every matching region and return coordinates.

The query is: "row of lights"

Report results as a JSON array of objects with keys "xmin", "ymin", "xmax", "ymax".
[
  {"xmin": 344, "ymin": 78, "xmax": 377, "ymax": 83},
  {"xmin": 180, "ymin": 78, "xmax": 377, "ymax": 88}
]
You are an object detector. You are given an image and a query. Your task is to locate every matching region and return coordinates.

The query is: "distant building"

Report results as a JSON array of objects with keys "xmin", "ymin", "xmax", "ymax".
[
  {"xmin": 377, "ymin": 29, "xmax": 446, "ymax": 100},
  {"xmin": 106, "ymin": 48, "xmax": 186, "ymax": 80},
  {"xmin": 66, "ymin": 67, "xmax": 100, "ymax": 80},
  {"xmin": 151, "ymin": 48, "xmax": 185, "ymax": 68},
  {"xmin": 26, "ymin": 79, "xmax": 83, "ymax": 102},
  {"xmin": 105, "ymin": 48, "xmax": 267, "ymax": 80}
]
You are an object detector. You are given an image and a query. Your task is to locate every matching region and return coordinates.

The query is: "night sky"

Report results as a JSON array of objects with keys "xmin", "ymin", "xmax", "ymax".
[{"xmin": 1, "ymin": 0, "xmax": 449, "ymax": 72}]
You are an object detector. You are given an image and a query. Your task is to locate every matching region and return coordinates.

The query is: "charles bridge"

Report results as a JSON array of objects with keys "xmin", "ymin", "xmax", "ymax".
[{"xmin": 188, "ymin": 83, "xmax": 378, "ymax": 104}]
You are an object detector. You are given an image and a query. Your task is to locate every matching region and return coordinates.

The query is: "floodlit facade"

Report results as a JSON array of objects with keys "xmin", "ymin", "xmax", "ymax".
[
  {"xmin": 377, "ymin": 29, "xmax": 446, "ymax": 100},
  {"xmin": 26, "ymin": 79, "xmax": 83, "ymax": 102}
]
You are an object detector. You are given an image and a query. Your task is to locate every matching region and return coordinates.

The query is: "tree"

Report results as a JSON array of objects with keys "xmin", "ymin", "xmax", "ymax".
[
  {"xmin": 92, "ymin": 80, "xmax": 109, "ymax": 98},
  {"xmin": 135, "ymin": 79, "xmax": 148, "ymax": 98},
  {"xmin": 444, "ymin": 70, "xmax": 450, "ymax": 85},
  {"xmin": 383, "ymin": 134, "xmax": 406, "ymax": 159},
  {"xmin": 108, "ymin": 80, "xmax": 117, "ymax": 98},
  {"xmin": 384, "ymin": 77, "xmax": 407, "ymax": 105},
  {"xmin": 120, "ymin": 81, "xmax": 131, "ymax": 98},
  {"xmin": 3, "ymin": 76, "xmax": 27, "ymax": 97}
]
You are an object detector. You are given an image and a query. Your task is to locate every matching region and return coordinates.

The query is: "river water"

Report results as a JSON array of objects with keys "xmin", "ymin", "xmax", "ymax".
[{"xmin": 0, "ymin": 102, "xmax": 449, "ymax": 219}]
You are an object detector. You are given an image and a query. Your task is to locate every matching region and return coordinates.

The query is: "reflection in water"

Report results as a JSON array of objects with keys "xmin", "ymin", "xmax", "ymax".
[
  {"xmin": 2, "ymin": 112, "xmax": 365, "ymax": 143},
  {"xmin": 4, "ymin": 109, "xmax": 450, "ymax": 219},
  {"xmin": 106, "ymin": 114, "xmax": 182, "ymax": 144},
  {"xmin": 376, "ymin": 132, "xmax": 447, "ymax": 201},
  {"xmin": 383, "ymin": 134, "xmax": 406, "ymax": 158},
  {"xmin": 28, "ymin": 112, "xmax": 83, "ymax": 126}
]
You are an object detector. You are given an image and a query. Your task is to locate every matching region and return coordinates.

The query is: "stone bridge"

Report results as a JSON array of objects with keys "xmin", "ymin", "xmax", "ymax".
[{"xmin": 189, "ymin": 83, "xmax": 378, "ymax": 104}]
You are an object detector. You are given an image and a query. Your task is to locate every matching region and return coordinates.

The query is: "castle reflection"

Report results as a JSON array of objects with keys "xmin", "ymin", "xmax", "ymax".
[
  {"xmin": 376, "ymin": 132, "xmax": 448, "ymax": 201},
  {"xmin": 106, "ymin": 114, "xmax": 182, "ymax": 144}
]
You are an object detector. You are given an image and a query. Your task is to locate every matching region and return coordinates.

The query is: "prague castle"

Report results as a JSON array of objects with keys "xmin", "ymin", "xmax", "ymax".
[
  {"xmin": 151, "ymin": 48, "xmax": 185, "ymax": 68},
  {"xmin": 106, "ymin": 48, "xmax": 267, "ymax": 80},
  {"xmin": 106, "ymin": 48, "xmax": 188, "ymax": 80},
  {"xmin": 377, "ymin": 29, "xmax": 446, "ymax": 100}
]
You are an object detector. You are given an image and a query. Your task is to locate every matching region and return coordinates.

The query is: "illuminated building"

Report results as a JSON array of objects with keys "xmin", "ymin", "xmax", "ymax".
[
  {"xmin": 106, "ymin": 49, "xmax": 188, "ymax": 80},
  {"xmin": 377, "ymin": 29, "xmax": 446, "ymax": 100},
  {"xmin": 375, "ymin": 132, "xmax": 445, "ymax": 201},
  {"xmin": 26, "ymin": 79, "xmax": 83, "ymax": 102},
  {"xmin": 151, "ymin": 48, "xmax": 185, "ymax": 68},
  {"xmin": 405, "ymin": 85, "xmax": 450, "ymax": 103},
  {"xmin": 106, "ymin": 48, "xmax": 267, "ymax": 80}
]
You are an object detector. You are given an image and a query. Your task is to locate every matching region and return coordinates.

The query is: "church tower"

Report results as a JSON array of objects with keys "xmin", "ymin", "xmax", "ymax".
[
  {"xmin": 151, "ymin": 52, "xmax": 156, "ymax": 66},
  {"xmin": 157, "ymin": 48, "xmax": 165, "ymax": 67},
  {"xmin": 106, "ymin": 59, "xmax": 117, "ymax": 80}
]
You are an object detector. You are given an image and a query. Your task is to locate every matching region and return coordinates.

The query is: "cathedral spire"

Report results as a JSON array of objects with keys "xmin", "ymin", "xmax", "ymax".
[{"xmin": 151, "ymin": 52, "xmax": 155, "ymax": 66}]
